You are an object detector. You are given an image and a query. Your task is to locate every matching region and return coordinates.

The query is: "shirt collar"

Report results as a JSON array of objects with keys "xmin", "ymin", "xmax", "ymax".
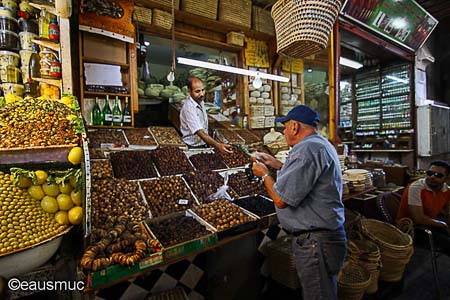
[
  {"xmin": 188, "ymin": 96, "xmax": 203, "ymax": 109},
  {"xmin": 421, "ymin": 178, "xmax": 449, "ymax": 193}
]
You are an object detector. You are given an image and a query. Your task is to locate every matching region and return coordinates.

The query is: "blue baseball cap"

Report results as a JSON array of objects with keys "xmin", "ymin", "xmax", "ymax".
[{"xmin": 275, "ymin": 105, "xmax": 320, "ymax": 126}]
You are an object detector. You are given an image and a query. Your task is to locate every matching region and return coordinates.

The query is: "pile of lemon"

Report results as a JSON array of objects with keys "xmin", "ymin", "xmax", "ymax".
[{"xmin": 17, "ymin": 171, "xmax": 83, "ymax": 226}]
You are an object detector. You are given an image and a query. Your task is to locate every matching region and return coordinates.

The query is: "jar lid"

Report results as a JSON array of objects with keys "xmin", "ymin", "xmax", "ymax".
[
  {"xmin": 0, "ymin": 7, "xmax": 13, "ymax": 12},
  {"xmin": 0, "ymin": 50, "xmax": 19, "ymax": 57},
  {"xmin": 0, "ymin": 29, "xmax": 18, "ymax": 37},
  {"xmin": 0, "ymin": 15, "xmax": 18, "ymax": 22}
]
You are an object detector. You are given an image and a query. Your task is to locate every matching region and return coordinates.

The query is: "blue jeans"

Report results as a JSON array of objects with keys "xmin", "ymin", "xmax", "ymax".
[{"xmin": 292, "ymin": 229, "xmax": 347, "ymax": 300}]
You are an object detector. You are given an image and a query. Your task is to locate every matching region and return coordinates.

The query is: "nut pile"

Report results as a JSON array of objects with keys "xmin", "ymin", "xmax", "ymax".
[
  {"xmin": 228, "ymin": 172, "xmax": 269, "ymax": 197},
  {"xmin": 148, "ymin": 215, "xmax": 211, "ymax": 247},
  {"xmin": 0, "ymin": 171, "xmax": 68, "ymax": 255},
  {"xmin": 91, "ymin": 178, "xmax": 148, "ymax": 229},
  {"xmin": 109, "ymin": 151, "xmax": 157, "ymax": 180},
  {"xmin": 87, "ymin": 129, "xmax": 127, "ymax": 148},
  {"xmin": 149, "ymin": 126, "xmax": 184, "ymax": 146},
  {"xmin": 151, "ymin": 147, "xmax": 193, "ymax": 176},
  {"xmin": 124, "ymin": 128, "xmax": 157, "ymax": 146},
  {"xmin": 189, "ymin": 152, "xmax": 227, "ymax": 171},
  {"xmin": 140, "ymin": 176, "xmax": 195, "ymax": 217},
  {"xmin": 217, "ymin": 145, "xmax": 250, "ymax": 168},
  {"xmin": 91, "ymin": 160, "xmax": 113, "ymax": 179},
  {"xmin": 89, "ymin": 148, "xmax": 105, "ymax": 159},
  {"xmin": 193, "ymin": 199, "xmax": 254, "ymax": 231},
  {"xmin": 233, "ymin": 196, "xmax": 276, "ymax": 216},
  {"xmin": 235, "ymin": 130, "xmax": 261, "ymax": 144},
  {"xmin": 0, "ymin": 99, "xmax": 79, "ymax": 148},
  {"xmin": 216, "ymin": 129, "xmax": 244, "ymax": 144},
  {"xmin": 183, "ymin": 171, "xmax": 237, "ymax": 203}
]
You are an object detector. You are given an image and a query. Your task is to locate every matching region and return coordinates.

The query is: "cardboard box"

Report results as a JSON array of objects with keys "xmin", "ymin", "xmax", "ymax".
[
  {"xmin": 265, "ymin": 116, "xmax": 275, "ymax": 128},
  {"xmin": 264, "ymin": 106, "xmax": 275, "ymax": 116},
  {"xmin": 250, "ymin": 105, "xmax": 265, "ymax": 117},
  {"xmin": 249, "ymin": 116, "xmax": 265, "ymax": 129},
  {"xmin": 226, "ymin": 31, "xmax": 245, "ymax": 46}
]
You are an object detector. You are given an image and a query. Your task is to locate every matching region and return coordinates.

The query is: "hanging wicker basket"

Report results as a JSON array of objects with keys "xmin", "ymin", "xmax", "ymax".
[{"xmin": 271, "ymin": 0, "xmax": 343, "ymax": 58}]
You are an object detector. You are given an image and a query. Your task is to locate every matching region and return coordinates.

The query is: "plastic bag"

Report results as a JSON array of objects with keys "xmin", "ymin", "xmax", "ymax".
[{"xmin": 205, "ymin": 172, "xmax": 233, "ymax": 202}]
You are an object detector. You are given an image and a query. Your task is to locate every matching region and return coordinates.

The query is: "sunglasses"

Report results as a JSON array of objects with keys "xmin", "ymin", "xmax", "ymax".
[{"xmin": 426, "ymin": 170, "xmax": 445, "ymax": 178}]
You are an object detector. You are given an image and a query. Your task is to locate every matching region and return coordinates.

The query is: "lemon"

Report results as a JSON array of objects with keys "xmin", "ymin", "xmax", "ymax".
[
  {"xmin": 35, "ymin": 170, "xmax": 48, "ymax": 185},
  {"xmin": 28, "ymin": 185, "xmax": 45, "ymax": 200},
  {"xmin": 68, "ymin": 147, "xmax": 83, "ymax": 165},
  {"xmin": 59, "ymin": 183, "xmax": 73, "ymax": 195},
  {"xmin": 70, "ymin": 190, "xmax": 82, "ymax": 206},
  {"xmin": 41, "ymin": 196, "xmax": 58, "ymax": 213},
  {"xmin": 56, "ymin": 194, "xmax": 73, "ymax": 211},
  {"xmin": 68, "ymin": 206, "xmax": 83, "ymax": 225},
  {"xmin": 42, "ymin": 183, "xmax": 60, "ymax": 197},
  {"xmin": 59, "ymin": 96, "xmax": 72, "ymax": 107},
  {"xmin": 54, "ymin": 211, "xmax": 69, "ymax": 225}
]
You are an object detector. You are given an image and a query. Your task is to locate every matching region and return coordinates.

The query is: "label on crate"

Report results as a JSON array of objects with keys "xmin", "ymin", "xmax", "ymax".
[{"xmin": 178, "ymin": 199, "xmax": 189, "ymax": 205}]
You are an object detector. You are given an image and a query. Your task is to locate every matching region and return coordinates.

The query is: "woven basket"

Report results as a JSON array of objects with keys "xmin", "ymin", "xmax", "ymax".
[
  {"xmin": 182, "ymin": 0, "xmax": 218, "ymax": 20},
  {"xmin": 152, "ymin": 8, "xmax": 172, "ymax": 30},
  {"xmin": 344, "ymin": 209, "xmax": 362, "ymax": 232},
  {"xmin": 133, "ymin": 6, "xmax": 152, "ymax": 25},
  {"xmin": 360, "ymin": 219, "xmax": 413, "ymax": 282},
  {"xmin": 271, "ymin": 0, "xmax": 343, "ymax": 58},
  {"xmin": 266, "ymin": 236, "xmax": 300, "ymax": 289},
  {"xmin": 219, "ymin": 0, "xmax": 252, "ymax": 28},
  {"xmin": 338, "ymin": 261, "xmax": 371, "ymax": 300},
  {"xmin": 158, "ymin": 0, "xmax": 180, "ymax": 9},
  {"xmin": 252, "ymin": 6, "xmax": 275, "ymax": 35}
]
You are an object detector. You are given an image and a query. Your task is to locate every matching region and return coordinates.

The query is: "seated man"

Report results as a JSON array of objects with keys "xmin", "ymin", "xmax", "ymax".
[{"xmin": 397, "ymin": 160, "xmax": 450, "ymax": 256}]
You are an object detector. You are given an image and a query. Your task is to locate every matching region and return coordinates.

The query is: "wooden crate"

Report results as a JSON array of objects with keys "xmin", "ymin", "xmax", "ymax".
[
  {"xmin": 219, "ymin": 0, "xmax": 251, "ymax": 28},
  {"xmin": 158, "ymin": 0, "xmax": 180, "ymax": 9},
  {"xmin": 152, "ymin": 8, "xmax": 172, "ymax": 30},
  {"xmin": 226, "ymin": 31, "xmax": 245, "ymax": 46},
  {"xmin": 252, "ymin": 6, "xmax": 275, "ymax": 35},
  {"xmin": 133, "ymin": 6, "xmax": 152, "ymax": 25},
  {"xmin": 181, "ymin": 0, "xmax": 218, "ymax": 20}
]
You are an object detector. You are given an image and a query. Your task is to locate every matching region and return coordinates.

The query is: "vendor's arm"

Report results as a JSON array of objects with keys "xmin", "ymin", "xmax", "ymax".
[
  {"xmin": 196, "ymin": 129, "xmax": 233, "ymax": 154},
  {"xmin": 252, "ymin": 162, "xmax": 287, "ymax": 209}
]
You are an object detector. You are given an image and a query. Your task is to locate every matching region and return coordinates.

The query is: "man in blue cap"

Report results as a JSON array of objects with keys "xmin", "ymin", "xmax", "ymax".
[{"xmin": 252, "ymin": 104, "xmax": 346, "ymax": 300}]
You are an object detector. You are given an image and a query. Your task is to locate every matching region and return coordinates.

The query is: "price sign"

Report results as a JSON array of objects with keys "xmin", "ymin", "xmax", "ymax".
[
  {"xmin": 178, "ymin": 199, "xmax": 189, "ymax": 205},
  {"xmin": 245, "ymin": 38, "xmax": 270, "ymax": 68}
]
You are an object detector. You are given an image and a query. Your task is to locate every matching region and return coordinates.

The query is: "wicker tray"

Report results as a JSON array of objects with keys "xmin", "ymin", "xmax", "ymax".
[
  {"xmin": 153, "ymin": 8, "xmax": 172, "ymax": 30},
  {"xmin": 252, "ymin": 6, "xmax": 275, "ymax": 35},
  {"xmin": 182, "ymin": 0, "xmax": 218, "ymax": 20},
  {"xmin": 133, "ymin": 6, "xmax": 152, "ymax": 25},
  {"xmin": 158, "ymin": 0, "xmax": 180, "ymax": 9},
  {"xmin": 219, "ymin": 0, "xmax": 251, "ymax": 28}
]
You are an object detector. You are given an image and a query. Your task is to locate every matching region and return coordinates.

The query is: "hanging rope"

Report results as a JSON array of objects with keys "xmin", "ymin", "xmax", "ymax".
[{"xmin": 170, "ymin": 0, "xmax": 176, "ymax": 73}]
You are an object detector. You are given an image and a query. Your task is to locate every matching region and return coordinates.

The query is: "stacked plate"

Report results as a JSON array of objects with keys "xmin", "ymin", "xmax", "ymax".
[
  {"xmin": 343, "ymin": 169, "xmax": 373, "ymax": 191},
  {"xmin": 338, "ymin": 155, "xmax": 346, "ymax": 171}
]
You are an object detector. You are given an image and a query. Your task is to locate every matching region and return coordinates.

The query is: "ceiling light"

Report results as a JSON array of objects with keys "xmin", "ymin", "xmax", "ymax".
[
  {"xmin": 339, "ymin": 57, "xmax": 363, "ymax": 69},
  {"xmin": 144, "ymin": 41, "xmax": 150, "ymax": 46},
  {"xmin": 386, "ymin": 75, "xmax": 408, "ymax": 84},
  {"xmin": 307, "ymin": 68, "xmax": 313, "ymax": 73},
  {"xmin": 167, "ymin": 71, "xmax": 175, "ymax": 82},
  {"xmin": 252, "ymin": 72, "xmax": 262, "ymax": 89},
  {"xmin": 177, "ymin": 57, "xmax": 290, "ymax": 82}
]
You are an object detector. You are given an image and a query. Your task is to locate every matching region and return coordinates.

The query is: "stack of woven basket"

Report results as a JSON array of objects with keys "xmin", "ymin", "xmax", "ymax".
[{"xmin": 338, "ymin": 261, "xmax": 371, "ymax": 300}]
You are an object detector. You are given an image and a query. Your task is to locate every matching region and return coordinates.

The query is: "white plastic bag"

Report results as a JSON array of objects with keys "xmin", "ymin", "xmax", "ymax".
[{"xmin": 205, "ymin": 172, "xmax": 233, "ymax": 202}]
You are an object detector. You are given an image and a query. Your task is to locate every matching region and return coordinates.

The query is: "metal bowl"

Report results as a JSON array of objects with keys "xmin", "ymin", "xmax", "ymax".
[{"xmin": 0, "ymin": 227, "xmax": 72, "ymax": 278}]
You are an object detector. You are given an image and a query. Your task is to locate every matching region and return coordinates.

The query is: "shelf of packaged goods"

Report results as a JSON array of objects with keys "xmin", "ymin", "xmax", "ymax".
[
  {"xmin": 352, "ymin": 149, "xmax": 414, "ymax": 153},
  {"xmin": 87, "ymin": 125, "xmax": 134, "ymax": 129},
  {"xmin": 32, "ymin": 77, "xmax": 61, "ymax": 87},
  {"xmin": 84, "ymin": 92, "xmax": 131, "ymax": 97},
  {"xmin": 356, "ymin": 95, "xmax": 380, "ymax": 102},
  {"xmin": 32, "ymin": 39, "xmax": 60, "ymax": 52},
  {"xmin": 381, "ymin": 91, "xmax": 410, "ymax": 99},
  {"xmin": 82, "ymin": 57, "xmax": 129, "ymax": 69},
  {"xmin": 29, "ymin": 2, "xmax": 58, "ymax": 15}
]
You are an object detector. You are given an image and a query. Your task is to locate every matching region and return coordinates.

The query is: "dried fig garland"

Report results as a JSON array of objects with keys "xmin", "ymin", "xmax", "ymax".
[
  {"xmin": 183, "ymin": 170, "xmax": 237, "ymax": 203},
  {"xmin": 123, "ymin": 128, "xmax": 157, "ymax": 146},
  {"xmin": 109, "ymin": 150, "xmax": 157, "ymax": 180},
  {"xmin": 91, "ymin": 160, "xmax": 113, "ymax": 179},
  {"xmin": 228, "ymin": 171, "xmax": 269, "ymax": 197},
  {"xmin": 189, "ymin": 152, "xmax": 227, "ymax": 171},
  {"xmin": 0, "ymin": 99, "xmax": 80, "ymax": 148},
  {"xmin": 140, "ymin": 176, "xmax": 195, "ymax": 217},
  {"xmin": 151, "ymin": 147, "xmax": 193, "ymax": 176},
  {"xmin": 87, "ymin": 129, "xmax": 127, "ymax": 148},
  {"xmin": 217, "ymin": 145, "xmax": 250, "ymax": 168}
]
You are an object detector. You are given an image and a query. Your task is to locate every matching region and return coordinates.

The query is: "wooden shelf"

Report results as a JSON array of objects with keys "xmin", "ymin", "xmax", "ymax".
[
  {"xmin": 87, "ymin": 125, "xmax": 134, "ymax": 129},
  {"xmin": 32, "ymin": 77, "xmax": 61, "ymax": 87},
  {"xmin": 82, "ymin": 57, "xmax": 129, "ymax": 68},
  {"xmin": 352, "ymin": 149, "xmax": 414, "ymax": 153},
  {"xmin": 29, "ymin": 2, "xmax": 57, "ymax": 15},
  {"xmin": 343, "ymin": 187, "xmax": 377, "ymax": 202},
  {"xmin": 32, "ymin": 39, "xmax": 60, "ymax": 52},
  {"xmin": 84, "ymin": 91, "xmax": 131, "ymax": 97}
]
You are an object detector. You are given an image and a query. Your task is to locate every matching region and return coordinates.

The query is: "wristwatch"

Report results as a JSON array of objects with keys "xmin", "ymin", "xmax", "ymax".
[{"xmin": 260, "ymin": 173, "xmax": 269, "ymax": 184}]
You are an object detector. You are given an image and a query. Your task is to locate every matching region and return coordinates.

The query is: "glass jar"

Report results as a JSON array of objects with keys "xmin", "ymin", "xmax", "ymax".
[{"xmin": 372, "ymin": 168, "xmax": 386, "ymax": 188}]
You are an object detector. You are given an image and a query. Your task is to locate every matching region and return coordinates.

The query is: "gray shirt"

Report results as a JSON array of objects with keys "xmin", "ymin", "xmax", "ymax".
[{"xmin": 273, "ymin": 133, "xmax": 345, "ymax": 232}]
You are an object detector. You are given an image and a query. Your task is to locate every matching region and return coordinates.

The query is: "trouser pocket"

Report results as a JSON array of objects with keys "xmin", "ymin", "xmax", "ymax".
[{"xmin": 322, "ymin": 239, "xmax": 347, "ymax": 276}]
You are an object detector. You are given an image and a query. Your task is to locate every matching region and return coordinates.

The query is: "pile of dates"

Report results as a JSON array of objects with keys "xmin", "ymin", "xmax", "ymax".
[
  {"xmin": 109, "ymin": 150, "xmax": 157, "ymax": 180},
  {"xmin": 189, "ymin": 152, "xmax": 227, "ymax": 171},
  {"xmin": 124, "ymin": 128, "xmax": 157, "ymax": 146},
  {"xmin": 89, "ymin": 148, "xmax": 105, "ymax": 159},
  {"xmin": 235, "ymin": 130, "xmax": 261, "ymax": 144},
  {"xmin": 91, "ymin": 160, "xmax": 114, "ymax": 179},
  {"xmin": 228, "ymin": 171, "xmax": 269, "ymax": 197},
  {"xmin": 88, "ymin": 129, "xmax": 127, "ymax": 148},
  {"xmin": 140, "ymin": 176, "xmax": 195, "ymax": 217},
  {"xmin": 149, "ymin": 127, "xmax": 184, "ymax": 146},
  {"xmin": 217, "ymin": 145, "xmax": 250, "ymax": 168},
  {"xmin": 183, "ymin": 171, "xmax": 237, "ymax": 203},
  {"xmin": 152, "ymin": 147, "xmax": 193, "ymax": 176},
  {"xmin": 233, "ymin": 196, "xmax": 276, "ymax": 216},
  {"xmin": 91, "ymin": 178, "xmax": 149, "ymax": 229},
  {"xmin": 193, "ymin": 199, "xmax": 254, "ymax": 231},
  {"xmin": 216, "ymin": 129, "xmax": 244, "ymax": 144},
  {"xmin": 148, "ymin": 215, "xmax": 211, "ymax": 247}
]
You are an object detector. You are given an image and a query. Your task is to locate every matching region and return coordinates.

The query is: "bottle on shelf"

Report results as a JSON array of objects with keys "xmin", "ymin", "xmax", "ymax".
[
  {"xmin": 28, "ymin": 45, "xmax": 41, "ymax": 79},
  {"xmin": 48, "ymin": 18, "xmax": 59, "ymax": 42},
  {"xmin": 102, "ymin": 95, "xmax": 112, "ymax": 126},
  {"xmin": 122, "ymin": 97, "xmax": 132, "ymax": 127},
  {"xmin": 39, "ymin": 9, "xmax": 50, "ymax": 39},
  {"xmin": 92, "ymin": 97, "xmax": 102, "ymax": 126},
  {"xmin": 112, "ymin": 96, "xmax": 122, "ymax": 126}
]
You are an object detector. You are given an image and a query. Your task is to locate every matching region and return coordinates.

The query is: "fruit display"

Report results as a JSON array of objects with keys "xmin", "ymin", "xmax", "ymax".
[
  {"xmin": 91, "ymin": 160, "xmax": 114, "ymax": 179},
  {"xmin": 91, "ymin": 178, "xmax": 149, "ymax": 229},
  {"xmin": 235, "ymin": 130, "xmax": 261, "ymax": 145},
  {"xmin": 147, "ymin": 215, "xmax": 211, "ymax": 248},
  {"xmin": 87, "ymin": 129, "xmax": 127, "ymax": 148},
  {"xmin": 81, "ymin": 216, "xmax": 161, "ymax": 271},
  {"xmin": 140, "ymin": 176, "xmax": 196, "ymax": 217},
  {"xmin": 183, "ymin": 170, "xmax": 238, "ymax": 203},
  {"xmin": 0, "ymin": 170, "xmax": 69, "ymax": 255},
  {"xmin": 89, "ymin": 148, "xmax": 105, "ymax": 159},
  {"xmin": 109, "ymin": 151, "xmax": 157, "ymax": 180},
  {"xmin": 68, "ymin": 146, "xmax": 83, "ymax": 165},
  {"xmin": 123, "ymin": 128, "xmax": 158, "ymax": 147},
  {"xmin": 149, "ymin": 126, "xmax": 184, "ymax": 147},
  {"xmin": 227, "ymin": 171, "xmax": 269, "ymax": 198},
  {"xmin": 151, "ymin": 147, "xmax": 193, "ymax": 176},
  {"xmin": 233, "ymin": 196, "xmax": 276, "ymax": 217},
  {"xmin": 0, "ymin": 98, "xmax": 81, "ymax": 148},
  {"xmin": 217, "ymin": 145, "xmax": 250, "ymax": 168},
  {"xmin": 188, "ymin": 152, "xmax": 227, "ymax": 171},
  {"xmin": 216, "ymin": 129, "xmax": 244, "ymax": 144},
  {"xmin": 192, "ymin": 199, "xmax": 255, "ymax": 231}
]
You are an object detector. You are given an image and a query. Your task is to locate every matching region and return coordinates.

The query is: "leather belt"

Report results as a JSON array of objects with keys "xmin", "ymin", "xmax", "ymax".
[{"xmin": 290, "ymin": 228, "xmax": 332, "ymax": 236}]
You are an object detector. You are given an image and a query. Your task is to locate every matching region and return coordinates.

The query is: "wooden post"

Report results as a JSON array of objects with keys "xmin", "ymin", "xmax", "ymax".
[{"xmin": 60, "ymin": 17, "xmax": 73, "ymax": 93}]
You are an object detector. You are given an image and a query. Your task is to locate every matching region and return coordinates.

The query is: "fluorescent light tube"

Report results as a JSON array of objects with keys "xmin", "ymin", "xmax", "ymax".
[
  {"xmin": 177, "ymin": 57, "xmax": 290, "ymax": 82},
  {"xmin": 339, "ymin": 57, "xmax": 363, "ymax": 69},
  {"xmin": 386, "ymin": 75, "xmax": 408, "ymax": 84}
]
